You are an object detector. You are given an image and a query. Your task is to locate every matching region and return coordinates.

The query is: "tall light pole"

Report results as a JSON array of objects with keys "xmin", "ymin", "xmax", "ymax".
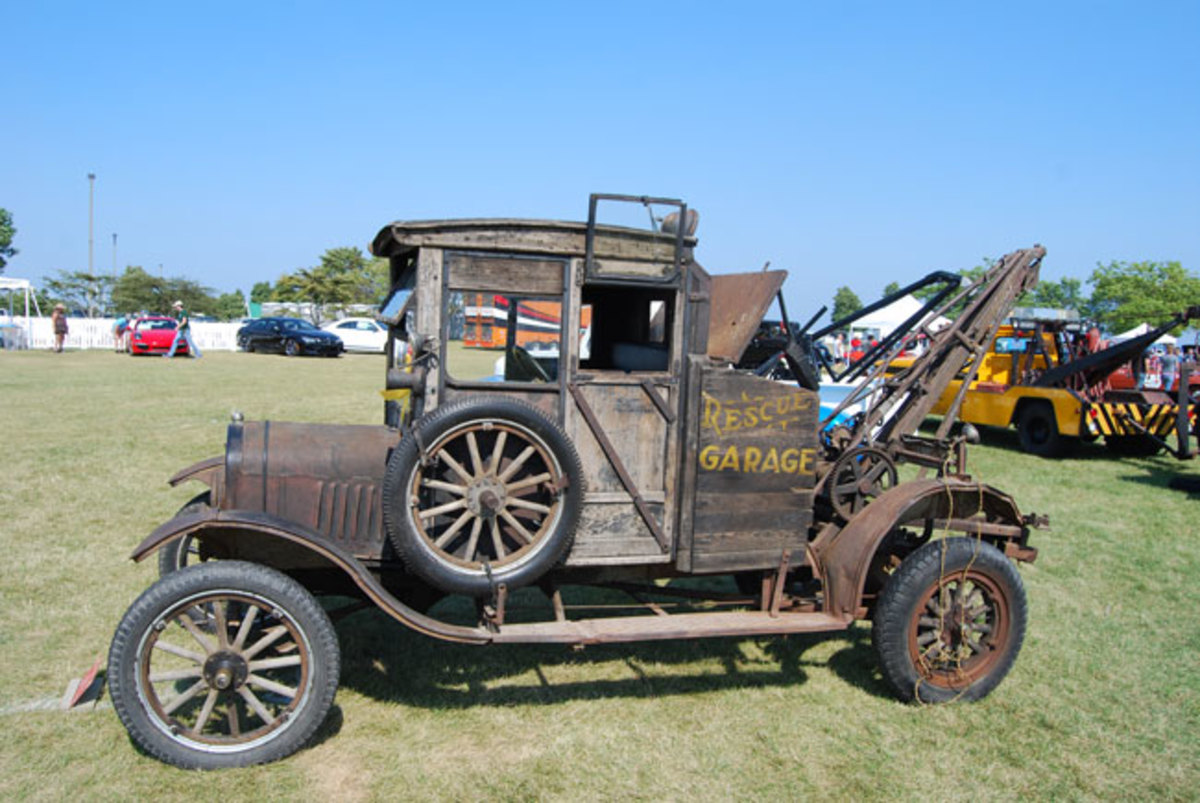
[
  {"xmin": 87, "ymin": 173, "xmax": 96, "ymax": 277},
  {"xmin": 112, "ymin": 233, "xmax": 118, "ymax": 276}
]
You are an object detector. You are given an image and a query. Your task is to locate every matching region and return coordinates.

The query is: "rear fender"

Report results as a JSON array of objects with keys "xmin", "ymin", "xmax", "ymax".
[
  {"xmin": 131, "ymin": 508, "xmax": 489, "ymax": 644},
  {"xmin": 813, "ymin": 478, "xmax": 1031, "ymax": 619}
]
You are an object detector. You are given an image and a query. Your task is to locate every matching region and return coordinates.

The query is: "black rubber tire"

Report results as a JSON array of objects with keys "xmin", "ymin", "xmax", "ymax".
[
  {"xmin": 872, "ymin": 537, "xmax": 1027, "ymax": 704},
  {"xmin": 107, "ymin": 561, "xmax": 340, "ymax": 769},
  {"xmin": 382, "ymin": 396, "xmax": 583, "ymax": 597},
  {"xmin": 1015, "ymin": 401, "xmax": 1062, "ymax": 457},
  {"xmin": 1105, "ymin": 435, "xmax": 1163, "ymax": 457},
  {"xmin": 284, "ymin": 339, "xmax": 300, "ymax": 357},
  {"xmin": 158, "ymin": 492, "xmax": 214, "ymax": 577}
]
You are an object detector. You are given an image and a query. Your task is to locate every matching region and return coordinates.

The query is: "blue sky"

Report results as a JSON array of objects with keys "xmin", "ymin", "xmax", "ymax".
[{"xmin": 3, "ymin": 1, "xmax": 1197, "ymax": 319}]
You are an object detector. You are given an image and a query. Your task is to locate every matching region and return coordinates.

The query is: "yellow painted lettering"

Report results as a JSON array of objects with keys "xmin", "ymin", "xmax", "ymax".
[
  {"xmin": 781, "ymin": 448, "xmax": 800, "ymax": 474},
  {"xmin": 702, "ymin": 394, "xmax": 722, "ymax": 434},
  {"xmin": 718, "ymin": 446, "xmax": 740, "ymax": 472},
  {"xmin": 799, "ymin": 448, "xmax": 816, "ymax": 475},
  {"xmin": 699, "ymin": 445, "xmax": 720, "ymax": 470},
  {"xmin": 761, "ymin": 448, "xmax": 780, "ymax": 473},
  {"xmin": 744, "ymin": 447, "xmax": 763, "ymax": 472},
  {"xmin": 724, "ymin": 408, "xmax": 741, "ymax": 432}
]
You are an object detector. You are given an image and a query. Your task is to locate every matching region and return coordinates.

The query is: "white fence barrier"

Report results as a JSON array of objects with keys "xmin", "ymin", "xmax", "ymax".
[{"xmin": 4, "ymin": 318, "xmax": 245, "ymax": 352}]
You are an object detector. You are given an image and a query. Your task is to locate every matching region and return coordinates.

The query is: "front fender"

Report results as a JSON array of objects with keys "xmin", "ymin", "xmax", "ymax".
[
  {"xmin": 131, "ymin": 508, "xmax": 490, "ymax": 645},
  {"xmin": 813, "ymin": 477, "xmax": 1032, "ymax": 618}
]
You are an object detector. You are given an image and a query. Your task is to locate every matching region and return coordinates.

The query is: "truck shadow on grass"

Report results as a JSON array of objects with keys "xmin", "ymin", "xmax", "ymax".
[{"xmin": 330, "ymin": 599, "xmax": 890, "ymax": 710}]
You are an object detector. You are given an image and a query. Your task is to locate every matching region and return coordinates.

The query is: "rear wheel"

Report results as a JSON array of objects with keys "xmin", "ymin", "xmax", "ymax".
[
  {"xmin": 873, "ymin": 537, "xmax": 1026, "ymax": 703},
  {"xmin": 284, "ymin": 339, "xmax": 300, "ymax": 357},
  {"xmin": 107, "ymin": 561, "xmax": 340, "ymax": 769},
  {"xmin": 1015, "ymin": 402, "xmax": 1062, "ymax": 457}
]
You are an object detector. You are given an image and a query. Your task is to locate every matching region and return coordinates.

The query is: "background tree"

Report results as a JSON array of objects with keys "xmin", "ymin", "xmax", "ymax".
[
  {"xmin": 882, "ymin": 281, "xmax": 901, "ymax": 298},
  {"xmin": 0, "ymin": 208, "xmax": 17, "ymax": 273},
  {"xmin": 831, "ymin": 286, "xmax": 862, "ymax": 323},
  {"xmin": 110, "ymin": 267, "xmax": 217, "ymax": 316},
  {"xmin": 250, "ymin": 280, "xmax": 273, "ymax": 304},
  {"xmin": 43, "ymin": 270, "xmax": 114, "ymax": 317},
  {"xmin": 1087, "ymin": 260, "xmax": 1200, "ymax": 332},
  {"xmin": 272, "ymin": 247, "xmax": 386, "ymax": 322},
  {"xmin": 214, "ymin": 290, "xmax": 248, "ymax": 321},
  {"xmin": 1018, "ymin": 277, "xmax": 1086, "ymax": 312},
  {"xmin": 111, "ymin": 266, "xmax": 168, "ymax": 313}
]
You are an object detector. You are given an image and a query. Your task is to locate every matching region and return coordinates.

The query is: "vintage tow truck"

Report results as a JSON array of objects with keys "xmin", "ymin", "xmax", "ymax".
[{"xmin": 107, "ymin": 195, "xmax": 1046, "ymax": 769}]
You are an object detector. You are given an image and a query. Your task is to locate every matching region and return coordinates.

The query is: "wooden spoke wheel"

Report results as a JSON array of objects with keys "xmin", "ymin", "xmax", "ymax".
[
  {"xmin": 829, "ymin": 447, "xmax": 898, "ymax": 520},
  {"xmin": 383, "ymin": 397, "xmax": 583, "ymax": 597},
  {"xmin": 872, "ymin": 537, "xmax": 1026, "ymax": 704},
  {"xmin": 108, "ymin": 562, "xmax": 339, "ymax": 769}
]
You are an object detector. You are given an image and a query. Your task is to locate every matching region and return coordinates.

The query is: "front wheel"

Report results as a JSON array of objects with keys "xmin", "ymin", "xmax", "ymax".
[
  {"xmin": 107, "ymin": 561, "xmax": 340, "ymax": 769},
  {"xmin": 872, "ymin": 537, "xmax": 1026, "ymax": 704}
]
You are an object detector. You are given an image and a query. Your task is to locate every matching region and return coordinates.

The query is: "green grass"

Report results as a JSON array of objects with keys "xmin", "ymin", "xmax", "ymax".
[{"xmin": 1, "ymin": 349, "xmax": 1198, "ymax": 800}]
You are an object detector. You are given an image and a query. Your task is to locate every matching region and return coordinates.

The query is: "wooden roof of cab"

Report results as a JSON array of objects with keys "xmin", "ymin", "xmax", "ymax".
[{"xmin": 370, "ymin": 218, "xmax": 697, "ymax": 265}]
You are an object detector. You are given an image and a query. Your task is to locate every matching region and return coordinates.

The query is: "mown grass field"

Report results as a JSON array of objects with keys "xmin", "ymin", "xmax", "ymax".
[{"xmin": 1, "ymin": 349, "xmax": 1198, "ymax": 801}]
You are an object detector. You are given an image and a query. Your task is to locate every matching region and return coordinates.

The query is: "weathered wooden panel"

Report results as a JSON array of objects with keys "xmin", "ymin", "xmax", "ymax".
[
  {"xmin": 590, "ymin": 256, "xmax": 674, "ymax": 280},
  {"xmin": 690, "ymin": 368, "xmax": 818, "ymax": 572},
  {"xmin": 564, "ymin": 502, "xmax": 668, "ymax": 565},
  {"xmin": 371, "ymin": 219, "xmax": 693, "ymax": 263},
  {"xmin": 446, "ymin": 252, "xmax": 565, "ymax": 295},
  {"xmin": 568, "ymin": 383, "xmax": 669, "ymax": 494}
]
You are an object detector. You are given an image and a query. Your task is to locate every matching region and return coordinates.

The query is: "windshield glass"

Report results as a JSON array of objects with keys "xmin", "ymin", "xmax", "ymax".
[{"xmin": 279, "ymin": 319, "xmax": 321, "ymax": 333}]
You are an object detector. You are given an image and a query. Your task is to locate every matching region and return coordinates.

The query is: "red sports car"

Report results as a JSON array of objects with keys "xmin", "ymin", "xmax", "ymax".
[{"xmin": 128, "ymin": 316, "xmax": 188, "ymax": 356}]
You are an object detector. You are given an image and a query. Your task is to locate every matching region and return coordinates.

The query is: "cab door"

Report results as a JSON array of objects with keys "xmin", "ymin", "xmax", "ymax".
[{"xmin": 562, "ymin": 282, "xmax": 683, "ymax": 566}]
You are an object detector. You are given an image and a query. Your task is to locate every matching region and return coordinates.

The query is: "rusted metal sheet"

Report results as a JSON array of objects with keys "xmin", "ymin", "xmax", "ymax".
[
  {"xmin": 129, "ymin": 508, "xmax": 491, "ymax": 645},
  {"xmin": 224, "ymin": 421, "xmax": 397, "ymax": 558},
  {"xmin": 812, "ymin": 478, "xmax": 1029, "ymax": 618},
  {"xmin": 690, "ymin": 367, "xmax": 818, "ymax": 572},
  {"xmin": 706, "ymin": 270, "xmax": 787, "ymax": 362}
]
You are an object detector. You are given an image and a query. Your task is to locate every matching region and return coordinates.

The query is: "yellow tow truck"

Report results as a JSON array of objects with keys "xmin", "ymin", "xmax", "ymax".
[{"xmin": 889, "ymin": 308, "xmax": 1198, "ymax": 457}]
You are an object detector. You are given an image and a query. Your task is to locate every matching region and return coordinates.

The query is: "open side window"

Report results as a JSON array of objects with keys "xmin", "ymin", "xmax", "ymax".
[{"xmin": 579, "ymin": 284, "xmax": 675, "ymax": 373}]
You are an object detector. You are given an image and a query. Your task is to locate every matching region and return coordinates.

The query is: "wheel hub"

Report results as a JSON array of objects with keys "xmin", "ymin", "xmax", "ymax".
[
  {"xmin": 466, "ymin": 477, "xmax": 506, "ymax": 517},
  {"xmin": 203, "ymin": 651, "xmax": 249, "ymax": 691}
]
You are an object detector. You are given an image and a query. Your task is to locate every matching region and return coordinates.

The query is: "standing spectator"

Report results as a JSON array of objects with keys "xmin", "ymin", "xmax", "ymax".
[
  {"xmin": 51, "ymin": 304, "xmax": 68, "ymax": 352},
  {"xmin": 164, "ymin": 300, "xmax": 202, "ymax": 359},
  {"xmin": 113, "ymin": 313, "xmax": 130, "ymax": 352},
  {"xmin": 1161, "ymin": 343, "xmax": 1180, "ymax": 392},
  {"xmin": 1145, "ymin": 348, "xmax": 1163, "ymax": 389},
  {"xmin": 1133, "ymin": 349, "xmax": 1146, "ymax": 389},
  {"xmin": 833, "ymin": 332, "xmax": 846, "ymax": 367}
]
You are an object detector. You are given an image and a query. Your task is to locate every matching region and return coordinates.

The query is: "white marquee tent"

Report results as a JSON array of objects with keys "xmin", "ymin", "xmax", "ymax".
[
  {"xmin": 0, "ymin": 277, "xmax": 41, "ymax": 348},
  {"xmin": 850, "ymin": 294, "xmax": 951, "ymax": 339},
  {"xmin": 1110, "ymin": 322, "xmax": 1176, "ymax": 345}
]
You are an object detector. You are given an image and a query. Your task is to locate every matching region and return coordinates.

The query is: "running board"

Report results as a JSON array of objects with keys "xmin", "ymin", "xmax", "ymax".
[{"xmin": 490, "ymin": 610, "xmax": 851, "ymax": 645}]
